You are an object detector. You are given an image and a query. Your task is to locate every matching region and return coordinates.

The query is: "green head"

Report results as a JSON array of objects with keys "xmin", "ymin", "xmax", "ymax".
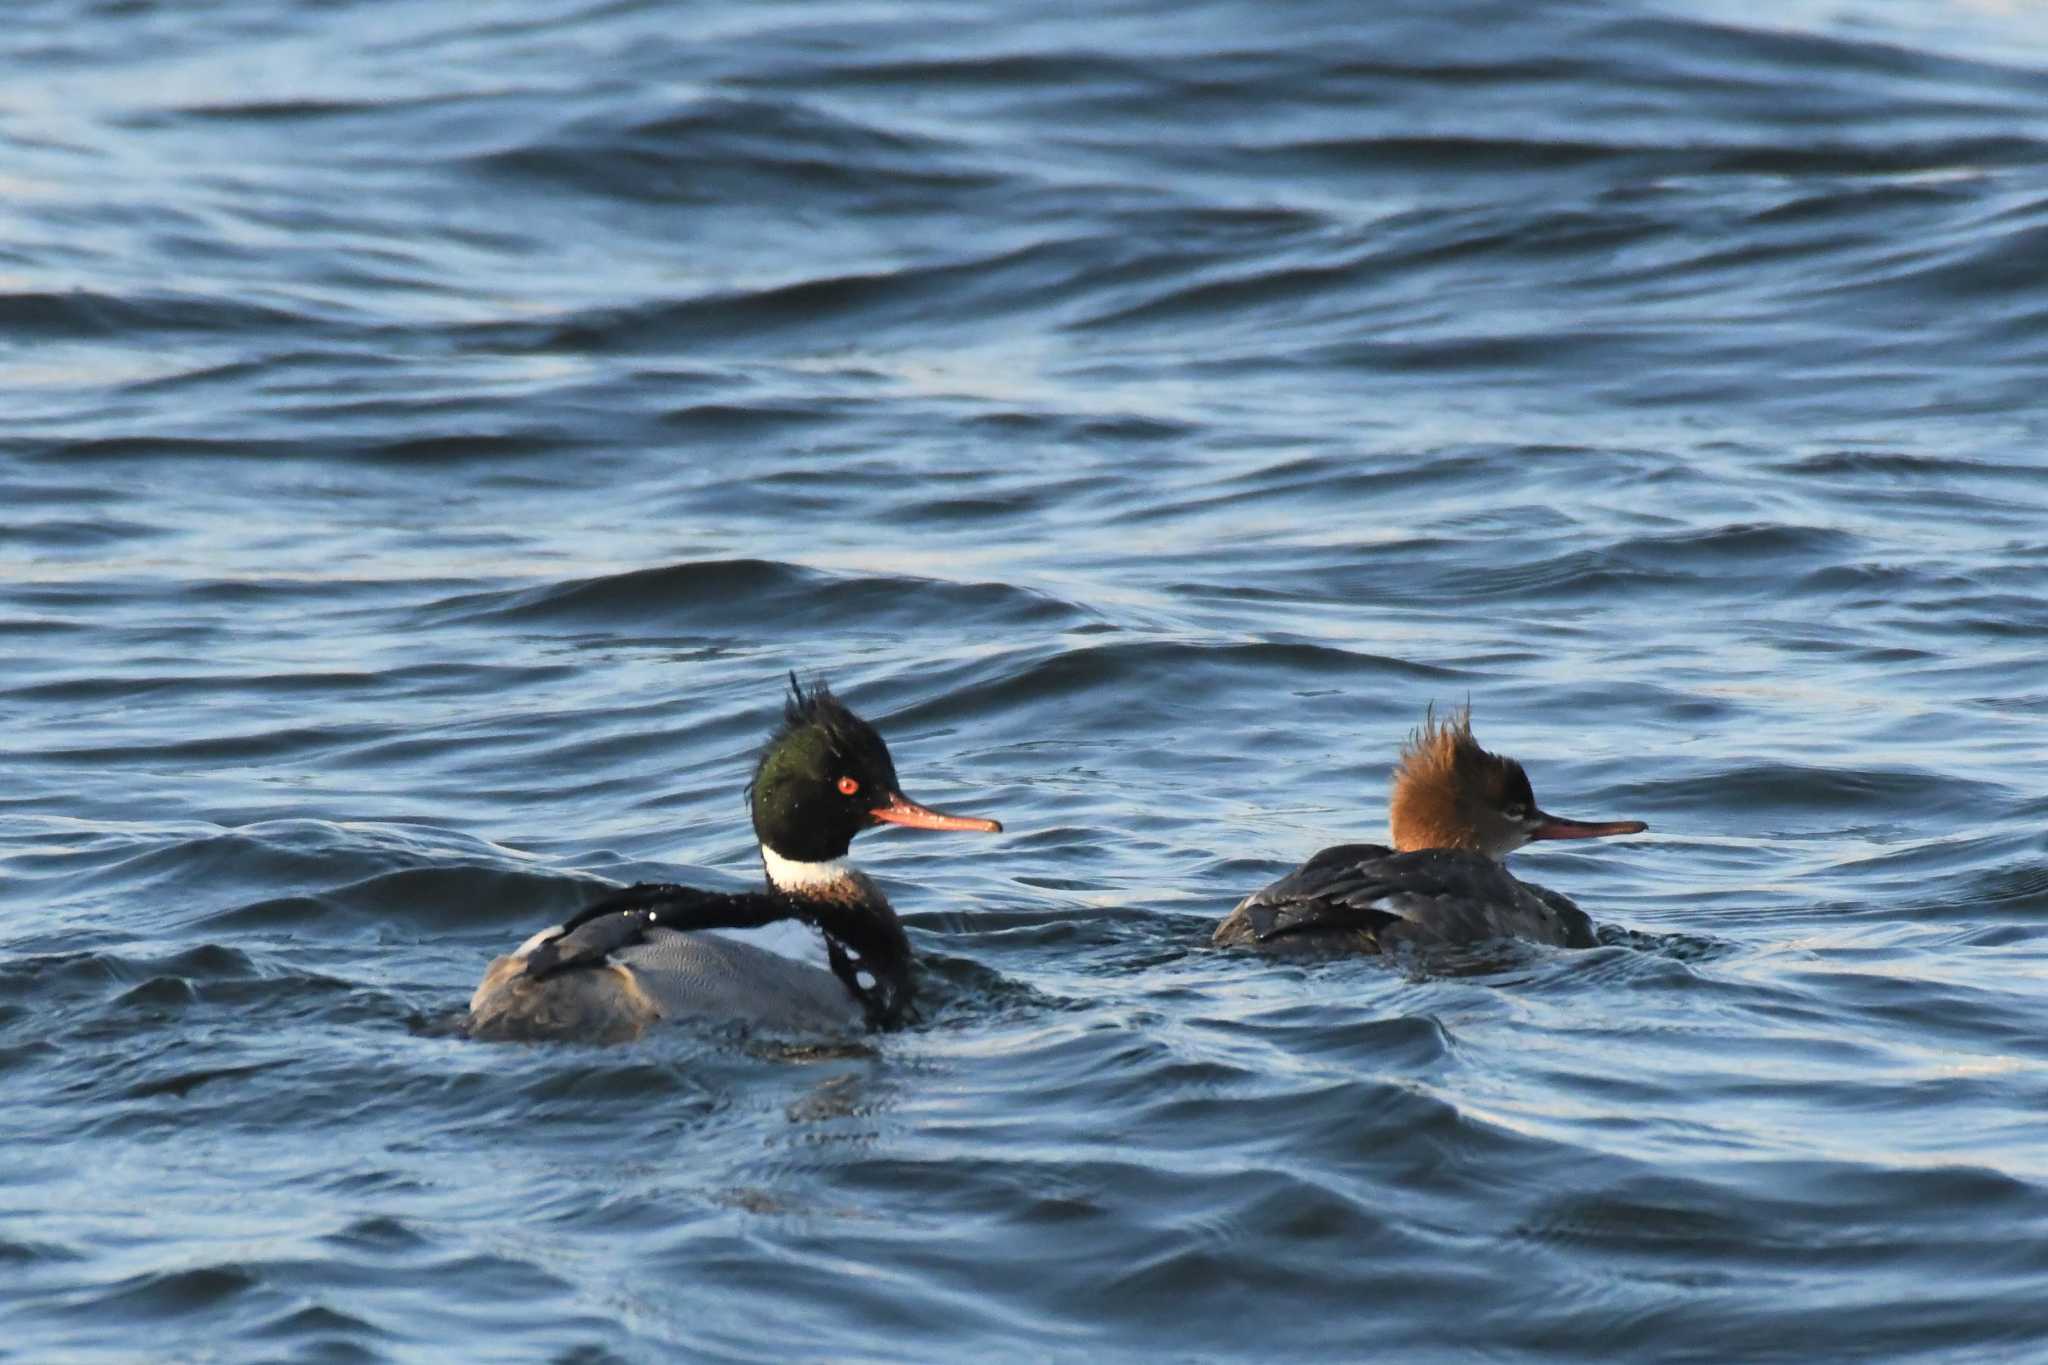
[{"xmin": 748, "ymin": 674, "xmax": 1001, "ymax": 864}]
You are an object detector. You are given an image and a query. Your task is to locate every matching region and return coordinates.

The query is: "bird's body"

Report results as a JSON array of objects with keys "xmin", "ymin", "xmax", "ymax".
[
  {"xmin": 466, "ymin": 679, "xmax": 999, "ymax": 1042},
  {"xmin": 1212, "ymin": 843, "xmax": 1595, "ymax": 954},
  {"xmin": 1214, "ymin": 708, "xmax": 1644, "ymax": 956}
]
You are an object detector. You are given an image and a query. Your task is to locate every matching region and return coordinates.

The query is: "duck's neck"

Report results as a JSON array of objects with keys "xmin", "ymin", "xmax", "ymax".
[
  {"xmin": 761, "ymin": 844, "xmax": 889, "ymax": 910},
  {"xmin": 1391, "ymin": 833, "xmax": 1509, "ymax": 862},
  {"xmin": 758, "ymin": 842, "xmax": 912, "ymax": 1028}
]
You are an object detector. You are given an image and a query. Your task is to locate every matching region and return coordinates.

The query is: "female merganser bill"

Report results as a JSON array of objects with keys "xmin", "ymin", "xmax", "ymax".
[
  {"xmin": 467, "ymin": 676, "xmax": 1001, "ymax": 1042},
  {"xmin": 1212, "ymin": 706, "xmax": 1646, "ymax": 954}
]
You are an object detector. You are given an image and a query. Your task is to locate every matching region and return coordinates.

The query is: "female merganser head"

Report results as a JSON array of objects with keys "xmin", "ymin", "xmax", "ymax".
[
  {"xmin": 1388, "ymin": 706, "xmax": 1646, "ymax": 859},
  {"xmin": 466, "ymin": 675, "xmax": 1000, "ymax": 1043},
  {"xmin": 1213, "ymin": 704, "xmax": 1647, "ymax": 955}
]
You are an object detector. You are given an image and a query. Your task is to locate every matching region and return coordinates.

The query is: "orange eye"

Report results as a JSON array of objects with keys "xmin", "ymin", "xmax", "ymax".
[{"xmin": 837, "ymin": 776, "xmax": 860, "ymax": 796}]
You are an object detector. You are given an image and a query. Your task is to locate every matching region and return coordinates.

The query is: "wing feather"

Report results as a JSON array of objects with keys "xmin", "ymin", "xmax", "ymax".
[
  {"xmin": 521, "ymin": 883, "xmax": 802, "ymax": 981},
  {"xmin": 1214, "ymin": 846, "xmax": 1595, "ymax": 952}
]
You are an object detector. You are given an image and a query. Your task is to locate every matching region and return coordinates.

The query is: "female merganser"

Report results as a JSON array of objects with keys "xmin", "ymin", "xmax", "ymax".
[
  {"xmin": 467, "ymin": 676, "xmax": 1001, "ymax": 1042},
  {"xmin": 1212, "ymin": 706, "xmax": 1646, "ymax": 954}
]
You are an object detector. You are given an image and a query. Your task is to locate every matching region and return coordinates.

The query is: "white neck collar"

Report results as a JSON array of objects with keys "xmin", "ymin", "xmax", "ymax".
[{"xmin": 761, "ymin": 844, "xmax": 851, "ymax": 895}]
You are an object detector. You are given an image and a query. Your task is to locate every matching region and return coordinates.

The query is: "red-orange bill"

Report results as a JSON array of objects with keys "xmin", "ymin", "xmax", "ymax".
[
  {"xmin": 1527, "ymin": 812, "xmax": 1648, "ymax": 842},
  {"xmin": 869, "ymin": 792, "xmax": 1002, "ymax": 833}
]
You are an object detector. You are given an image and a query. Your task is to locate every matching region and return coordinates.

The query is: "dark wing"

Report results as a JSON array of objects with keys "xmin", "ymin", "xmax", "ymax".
[
  {"xmin": 1362, "ymin": 853, "xmax": 1596, "ymax": 950},
  {"xmin": 522, "ymin": 882, "xmax": 804, "ymax": 981},
  {"xmin": 1213, "ymin": 844, "xmax": 1400, "ymax": 951},
  {"xmin": 1215, "ymin": 846, "xmax": 1595, "ymax": 952},
  {"xmin": 1521, "ymin": 880, "xmax": 1597, "ymax": 950}
]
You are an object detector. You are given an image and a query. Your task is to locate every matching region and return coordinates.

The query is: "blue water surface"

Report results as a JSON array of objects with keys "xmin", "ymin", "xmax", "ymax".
[{"xmin": 4, "ymin": 1, "xmax": 2048, "ymax": 1359}]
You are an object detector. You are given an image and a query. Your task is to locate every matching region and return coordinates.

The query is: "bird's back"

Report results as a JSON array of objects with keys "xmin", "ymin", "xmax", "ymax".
[{"xmin": 1214, "ymin": 843, "xmax": 1595, "ymax": 953}]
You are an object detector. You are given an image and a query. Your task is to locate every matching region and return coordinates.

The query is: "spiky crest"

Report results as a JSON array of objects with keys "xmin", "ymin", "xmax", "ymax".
[{"xmin": 1388, "ymin": 704, "xmax": 1531, "ymax": 854}]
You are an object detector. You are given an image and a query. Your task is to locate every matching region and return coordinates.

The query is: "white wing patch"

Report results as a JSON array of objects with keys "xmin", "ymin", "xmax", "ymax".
[
  {"xmin": 707, "ymin": 917, "xmax": 834, "ymax": 974},
  {"xmin": 1374, "ymin": 892, "xmax": 1439, "ymax": 925},
  {"xmin": 513, "ymin": 924, "xmax": 565, "ymax": 959}
]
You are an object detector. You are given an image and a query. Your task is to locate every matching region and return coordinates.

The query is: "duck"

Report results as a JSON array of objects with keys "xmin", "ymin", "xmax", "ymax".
[
  {"xmin": 467, "ymin": 675, "xmax": 1001, "ymax": 1042},
  {"xmin": 1212, "ymin": 706, "xmax": 1645, "ymax": 954}
]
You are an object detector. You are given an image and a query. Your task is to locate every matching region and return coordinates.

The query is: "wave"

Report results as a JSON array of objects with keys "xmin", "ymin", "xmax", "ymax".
[{"xmin": 419, "ymin": 558, "xmax": 1088, "ymax": 633}]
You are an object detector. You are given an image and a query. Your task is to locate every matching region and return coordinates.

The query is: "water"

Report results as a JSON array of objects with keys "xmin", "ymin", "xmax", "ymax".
[{"xmin": 5, "ymin": 0, "xmax": 2048, "ymax": 1358}]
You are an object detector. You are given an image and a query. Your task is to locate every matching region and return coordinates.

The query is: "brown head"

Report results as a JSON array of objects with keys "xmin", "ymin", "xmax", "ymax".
[{"xmin": 1387, "ymin": 706, "xmax": 1647, "ymax": 860}]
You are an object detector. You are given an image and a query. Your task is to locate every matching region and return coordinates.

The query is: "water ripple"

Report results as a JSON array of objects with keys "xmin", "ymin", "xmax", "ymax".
[{"xmin": 8, "ymin": 0, "xmax": 2048, "ymax": 1358}]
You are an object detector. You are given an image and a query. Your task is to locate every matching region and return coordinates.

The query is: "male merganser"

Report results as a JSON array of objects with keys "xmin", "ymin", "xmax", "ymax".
[
  {"xmin": 467, "ymin": 676, "xmax": 1001, "ymax": 1042},
  {"xmin": 1212, "ymin": 706, "xmax": 1646, "ymax": 954}
]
